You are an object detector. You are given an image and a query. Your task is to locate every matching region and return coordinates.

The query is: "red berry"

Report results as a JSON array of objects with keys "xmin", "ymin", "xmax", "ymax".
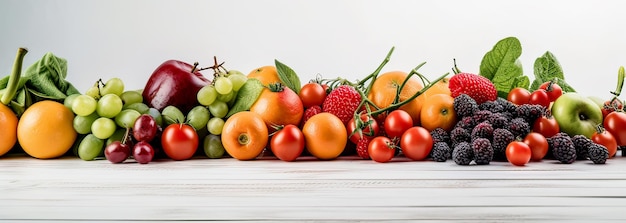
[
  {"xmin": 356, "ymin": 137, "xmax": 372, "ymax": 159},
  {"xmin": 322, "ymin": 85, "xmax": 362, "ymax": 125},
  {"xmin": 449, "ymin": 73, "xmax": 497, "ymax": 104}
]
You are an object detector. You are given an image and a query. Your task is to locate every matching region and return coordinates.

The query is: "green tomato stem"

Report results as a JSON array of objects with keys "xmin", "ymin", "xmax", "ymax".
[{"xmin": 1, "ymin": 47, "xmax": 28, "ymax": 105}]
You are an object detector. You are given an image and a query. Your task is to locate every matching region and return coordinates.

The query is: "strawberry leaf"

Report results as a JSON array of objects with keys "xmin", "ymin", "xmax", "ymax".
[
  {"xmin": 479, "ymin": 37, "xmax": 526, "ymax": 98},
  {"xmin": 275, "ymin": 59, "xmax": 301, "ymax": 94},
  {"xmin": 530, "ymin": 51, "xmax": 576, "ymax": 92}
]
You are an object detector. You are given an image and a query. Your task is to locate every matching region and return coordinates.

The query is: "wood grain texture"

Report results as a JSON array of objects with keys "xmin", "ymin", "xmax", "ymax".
[{"xmin": 1, "ymin": 154, "xmax": 626, "ymax": 222}]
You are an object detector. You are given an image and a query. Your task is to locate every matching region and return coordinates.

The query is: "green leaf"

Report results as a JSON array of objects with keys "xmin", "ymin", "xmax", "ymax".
[
  {"xmin": 274, "ymin": 59, "xmax": 301, "ymax": 94},
  {"xmin": 479, "ymin": 37, "xmax": 525, "ymax": 95},
  {"xmin": 226, "ymin": 78, "xmax": 264, "ymax": 118},
  {"xmin": 530, "ymin": 51, "xmax": 576, "ymax": 92}
]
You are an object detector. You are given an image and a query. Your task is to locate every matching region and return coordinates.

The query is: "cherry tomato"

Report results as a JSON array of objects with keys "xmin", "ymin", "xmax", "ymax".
[
  {"xmin": 539, "ymin": 81, "xmax": 563, "ymax": 102},
  {"xmin": 523, "ymin": 132, "xmax": 548, "ymax": 161},
  {"xmin": 299, "ymin": 83, "xmax": 326, "ymax": 108},
  {"xmin": 368, "ymin": 136, "xmax": 395, "ymax": 163},
  {"xmin": 400, "ymin": 126, "xmax": 433, "ymax": 161},
  {"xmin": 529, "ymin": 89, "xmax": 550, "ymax": 108},
  {"xmin": 533, "ymin": 116, "xmax": 560, "ymax": 138},
  {"xmin": 506, "ymin": 141, "xmax": 531, "ymax": 166},
  {"xmin": 602, "ymin": 98, "xmax": 624, "ymax": 119},
  {"xmin": 347, "ymin": 113, "xmax": 379, "ymax": 144},
  {"xmin": 161, "ymin": 123, "xmax": 199, "ymax": 161},
  {"xmin": 507, "ymin": 87, "xmax": 531, "ymax": 105},
  {"xmin": 592, "ymin": 129, "xmax": 618, "ymax": 158},
  {"xmin": 604, "ymin": 112, "xmax": 626, "ymax": 146},
  {"xmin": 270, "ymin": 124, "xmax": 305, "ymax": 162},
  {"xmin": 384, "ymin": 110, "xmax": 413, "ymax": 139}
]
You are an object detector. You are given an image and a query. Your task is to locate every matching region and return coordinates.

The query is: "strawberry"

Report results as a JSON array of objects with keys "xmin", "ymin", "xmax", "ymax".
[
  {"xmin": 300, "ymin": 105, "xmax": 322, "ymax": 127},
  {"xmin": 322, "ymin": 85, "xmax": 362, "ymax": 125},
  {"xmin": 448, "ymin": 73, "xmax": 497, "ymax": 104},
  {"xmin": 356, "ymin": 137, "xmax": 372, "ymax": 159}
]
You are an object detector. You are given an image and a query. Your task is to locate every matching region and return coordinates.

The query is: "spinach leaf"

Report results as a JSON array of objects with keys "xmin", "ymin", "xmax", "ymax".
[
  {"xmin": 479, "ymin": 37, "xmax": 526, "ymax": 98},
  {"xmin": 530, "ymin": 51, "xmax": 576, "ymax": 92}
]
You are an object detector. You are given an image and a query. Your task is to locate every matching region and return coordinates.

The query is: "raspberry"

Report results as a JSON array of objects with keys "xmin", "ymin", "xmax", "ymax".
[
  {"xmin": 452, "ymin": 142, "xmax": 473, "ymax": 165},
  {"xmin": 471, "ymin": 121, "xmax": 494, "ymax": 141},
  {"xmin": 449, "ymin": 73, "xmax": 497, "ymax": 104},
  {"xmin": 571, "ymin": 135, "xmax": 593, "ymax": 160},
  {"xmin": 356, "ymin": 137, "xmax": 371, "ymax": 159},
  {"xmin": 509, "ymin": 118, "xmax": 530, "ymax": 138},
  {"xmin": 472, "ymin": 138, "xmax": 493, "ymax": 165},
  {"xmin": 431, "ymin": 142, "xmax": 451, "ymax": 162},
  {"xmin": 515, "ymin": 104, "xmax": 545, "ymax": 124},
  {"xmin": 549, "ymin": 134, "xmax": 576, "ymax": 164},
  {"xmin": 453, "ymin": 94, "xmax": 478, "ymax": 118},
  {"xmin": 588, "ymin": 143, "xmax": 609, "ymax": 164},
  {"xmin": 430, "ymin": 128, "xmax": 450, "ymax": 145},
  {"xmin": 492, "ymin": 128, "xmax": 515, "ymax": 160},
  {"xmin": 322, "ymin": 85, "xmax": 362, "ymax": 125},
  {"xmin": 300, "ymin": 105, "xmax": 322, "ymax": 126},
  {"xmin": 450, "ymin": 127, "xmax": 471, "ymax": 147}
]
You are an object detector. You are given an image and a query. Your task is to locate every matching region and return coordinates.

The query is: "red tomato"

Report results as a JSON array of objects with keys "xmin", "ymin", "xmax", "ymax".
[
  {"xmin": 400, "ymin": 126, "xmax": 433, "ymax": 161},
  {"xmin": 529, "ymin": 89, "xmax": 550, "ymax": 108},
  {"xmin": 347, "ymin": 114, "xmax": 379, "ymax": 144},
  {"xmin": 161, "ymin": 123, "xmax": 199, "ymax": 161},
  {"xmin": 523, "ymin": 132, "xmax": 548, "ymax": 161},
  {"xmin": 299, "ymin": 83, "xmax": 326, "ymax": 108},
  {"xmin": 602, "ymin": 98, "xmax": 624, "ymax": 119},
  {"xmin": 506, "ymin": 141, "xmax": 532, "ymax": 166},
  {"xmin": 533, "ymin": 116, "xmax": 560, "ymax": 138},
  {"xmin": 539, "ymin": 81, "xmax": 563, "ymax": 102},
  {"xmin": 368, "ymin": 136, "xmax": 395, "ymax": 163},
  {"xmin": 384, "ymin": 110, "xmax": 413, "ymax": 139},
  {"xmin": 270, "ymin": 124, "xmax": 305, "ymax": 162},
  {"xmin": 604, "ymin": 112, "xmax": 626, "ymax": 146},
  {"xmin": 592, "ymin": 129, "xmax": 618, "ymax": 158},
  {"xmin": 507, "ymin": 87, "xmax": 531, "ymax": 105}
]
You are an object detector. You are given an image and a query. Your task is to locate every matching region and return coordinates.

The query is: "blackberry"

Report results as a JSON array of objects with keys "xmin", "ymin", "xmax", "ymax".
[
  {"xmin": 515, "ymin": 104, "xmax": 545, "ymax": 124},
  {"xmin": 479, "ymin": 100, "xmax": 505, "ymax": 113},
  {"xmin": 450, "ymin": 127, "xmax": 471, "ymax": 147},
  {"xmin": 472, "ymin": 110, "xmax": 493, "ymax": 123},
  {"xmin": 588, "ymin": 143, "xmax": 609, "ymax": 164},
  {"xmin": 454, "ymin": 116, "xmax": 477, "ymax": 130},
  {"xmin": 549, "ymin": 134, "xmax": 576, "ymax": 164},
  {"xmin": 452, "ymin": 142, "xmax": 473, "ymax": 165},
  {"xmin": 571, "ymin": 135, "xmax": 593, "ymax": 160},
  {"xmin": 472, "ymin": 138, "xmax": 493, "ymax": 165},
  {"xmin": 488, "ymin": 112, "xmax": 510, "ymax": 129},
  {"xmin": 453, "ymin": 94, "xmax": 478, "ymax": 118},
  {"xmin": 495, "ymin": 97, "xmax": 517, "ymax": 113},
  {"xmin": 430, "ymin": 128, "xmax": 450, "ymax": 145},
  {"xmin": 431, "ymin": 142, "xmax": 451, "ymax": 162},
  {"xmin": 471, "ymin": 121, "xmax": 494, "ymax": 141},
  {"xmin": 509, "ymin": 118, "xmax": 530, "ymax": 138},
  {"xmin": 492, "ymin": 128, "xmax": 515, "ymax": 160}
]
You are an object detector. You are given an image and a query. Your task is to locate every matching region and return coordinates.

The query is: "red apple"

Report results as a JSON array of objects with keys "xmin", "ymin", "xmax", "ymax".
[{"xmin": 143, "ymin": 60, "xmax": 210, "ymax": 113}]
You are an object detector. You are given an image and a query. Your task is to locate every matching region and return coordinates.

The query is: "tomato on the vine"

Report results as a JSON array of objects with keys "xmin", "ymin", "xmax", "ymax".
[
  {"xmin": 604, "ymin": 112, "xmax": 626, "ymax": 146},
  {"xmin": 533, "ymin": 116, "xmax": 560, "ymax": 138},
  {"xmin": 347, "ymin": 113, "xmax": 379, "ymax": 144},
  {"xmin": 368, "ymin": 136, "xmax": 395, "ymax": 163},
  {"xmin": 592, "ymin": 128, "xmax": 618, "ymax": 158},
  {"xmin": 507, "ymin": 87, "xmax": 531, "ymax": 105},
  {"xmin": 270, "ymin": 124, "xmax": 305, "ymax": 162},
  {"xmin": 602, "ymin": 98, "xmax": 624, "ymax": 118},
  {"xmin": 384, "ymin": 110, "xmax": 413, "ymax": 139},
  {"xmin": 523, "ymin": 132, "xmax": 548, "ymax": 161},
  {"xmin": 506, "ymin": 141, "xmax": 532, "ymax": 166},
  {"xmin": 529, "ymin": 89, "xmax": 550, "ymax": 108},
  {"xmin": 400, "ymin": 126, "xmax": 433, "ymax": 161},
  {"xmin": 299, "ymin": 83, "xmax": 326, "ymax": 108},
  {"xmin": 161, "ymin": 123, "xmax": 199, "ymax": 161},
  {"xmin": 539, "ymin": 81, "xmax": 563, "ymax": 102}
]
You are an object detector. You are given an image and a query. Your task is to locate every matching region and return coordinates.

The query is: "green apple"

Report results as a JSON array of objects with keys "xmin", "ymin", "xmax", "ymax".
[{"xmin": 551, "ymin": 92, "xmax": 603, "ymax": 138}]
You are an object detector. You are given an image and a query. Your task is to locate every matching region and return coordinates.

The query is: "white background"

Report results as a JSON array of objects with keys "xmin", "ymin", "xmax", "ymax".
[{"xmin": 1, "ymin": 0, "xmax": 625, "ymax": 99}]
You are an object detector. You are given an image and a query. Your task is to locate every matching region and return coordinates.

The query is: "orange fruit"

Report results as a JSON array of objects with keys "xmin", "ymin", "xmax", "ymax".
[
  {"xmin": 368, "ymin": 71, "xmax": 424, "ymax": 124},
  {"xmin": 302, "ymin": 112, "xmax": 347, "ymax": 160},
  {"xmin": 421, "ymin": 77, "xmax": 451, "ymax": 98},
  {"xmin": 221, "ymin": 111, "xmax": 269, "ymax": 160},
  {"xmin": 0, "ymin": 103, "xmax": 18, "ymax": 156},
  {"xmin": 247, "ymin": 66, "xmax": 283, "ymax": 86},
  {"xmin": 420, "ymin": 93, "xmax": 457, "ymax": 132},
  {"xmin": 250, "ymin": 84, "xmax": 303, "ymax": 131},
  {"xmin": 18, "ymin": 100, "xmax": 77, "ymax": 159}
]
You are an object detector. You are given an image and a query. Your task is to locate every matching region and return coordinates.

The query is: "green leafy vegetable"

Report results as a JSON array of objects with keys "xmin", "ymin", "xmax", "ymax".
[
  {"xmin": 530, "ymin": 51, "xmax": 576, "ymax": 92},
  {"xmin": 226, "ymin": 78, "xmax": 264, "ymax": 118},
  {"xmin": 479, "ymin": 37, "xmax": 527, "ymax": 98},
  {"xmin": 275, "ymin": 59, "xmax": 301, "ymax": 94}
]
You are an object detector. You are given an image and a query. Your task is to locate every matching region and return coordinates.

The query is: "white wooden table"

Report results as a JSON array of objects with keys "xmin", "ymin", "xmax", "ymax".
[{"xmin": 2, "ymin": 153, "xmax": 626, "ymax": 222}]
